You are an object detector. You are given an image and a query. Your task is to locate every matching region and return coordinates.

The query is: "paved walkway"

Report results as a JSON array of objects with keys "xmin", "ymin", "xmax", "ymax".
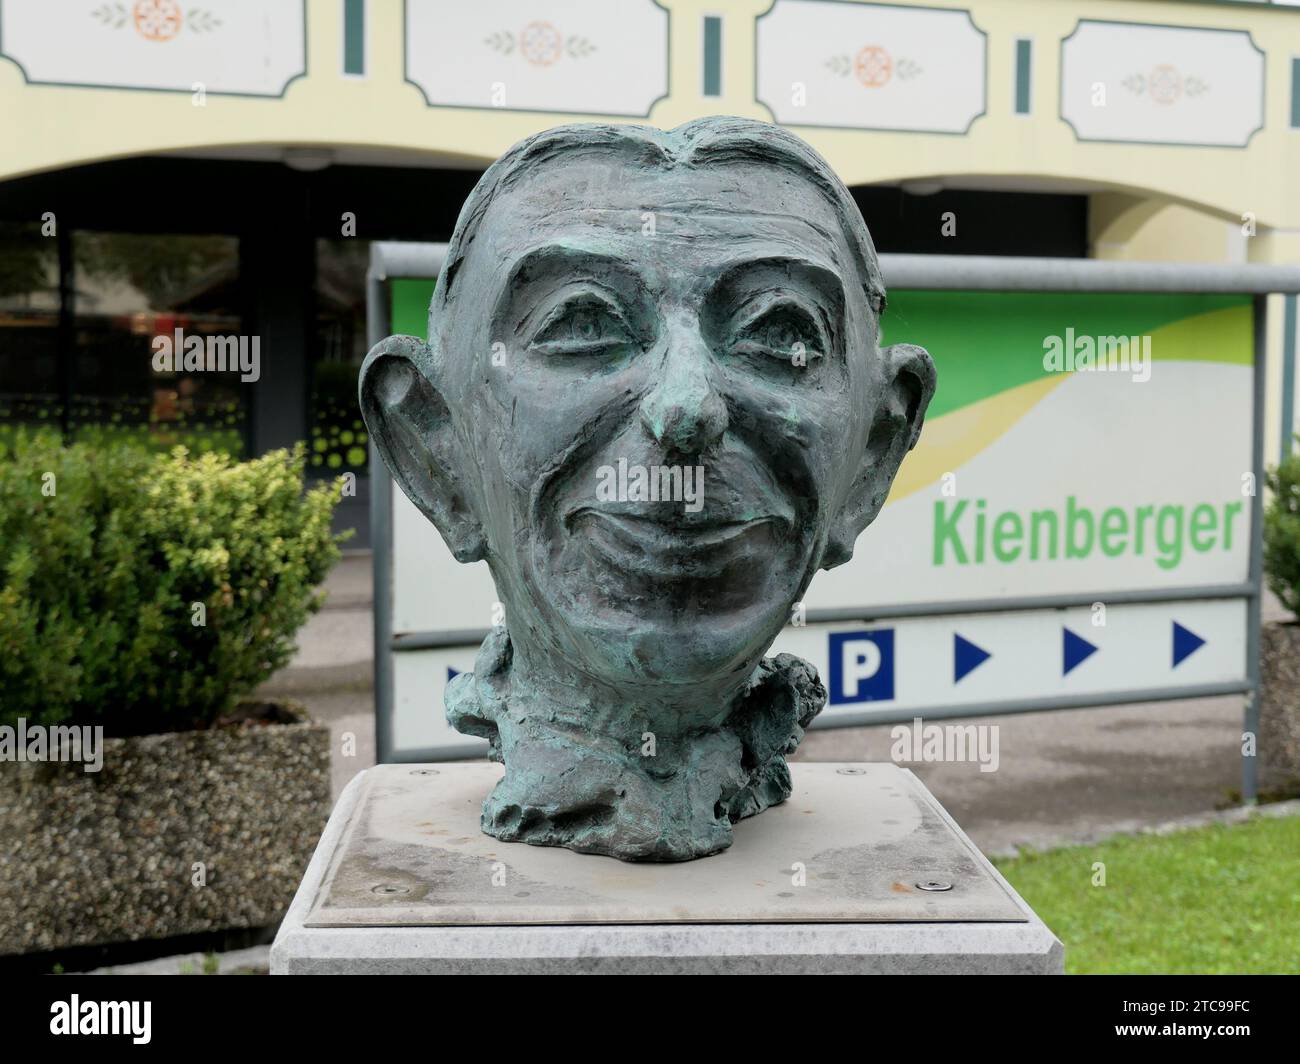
[
  {"xmin": 264, "ymin": 553, "xmax": 1279, "ymax": 856},
  {"xmin": 793, "ymin": 697, "xmax": 1247, "ymax": 855}
]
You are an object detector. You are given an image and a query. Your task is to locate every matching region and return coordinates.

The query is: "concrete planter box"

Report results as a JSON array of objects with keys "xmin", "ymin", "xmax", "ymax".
[
  {"xmin": 0, "ymin": 702, "xmax": 330, "ymax": 956},
  {"xmin": 1260, "ymin": 621, "xmax": 1300, "ymax": 796}
]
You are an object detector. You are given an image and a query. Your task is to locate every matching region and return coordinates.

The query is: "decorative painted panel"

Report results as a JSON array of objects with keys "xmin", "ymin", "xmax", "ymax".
[
  {"xmin": 404, "ymin": 0, "xmax": 669, "ymax": 117},
  {"xmin": 0, "ymin": 0, "xmax": 307, "ymax": 97},
  {"xmin": 1061, "ymin": 20, "xmax": 1264, "ymax": 147},
  {"xmin": 755, "ymin": 0, "xmax": 986, "ymax": 134}
]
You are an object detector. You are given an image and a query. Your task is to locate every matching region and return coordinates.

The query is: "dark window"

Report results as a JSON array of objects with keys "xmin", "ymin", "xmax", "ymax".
[
  {"xmin": 70, "ymin": 232, "xmax": 246, "ymax": 453},
  {"xmin": 0, "ymin": 221, "xmax": 61, "ymax": 444},
  {"xmin": 310, "ymin": 238, "xmax": 370, "ymax": 475},
  {"xmin": 853, "ymin": 188, "xmax": 1089, "ymax": 258}
]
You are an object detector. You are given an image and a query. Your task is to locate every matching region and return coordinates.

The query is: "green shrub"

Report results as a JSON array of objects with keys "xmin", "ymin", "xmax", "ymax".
[
  {"xmin": 1265, "ymin": 442, "xmax": 1300, "ymax": 622},
  {"xmin": 0, "ymin": 433, "xmax": 347, "ymax": 733}
]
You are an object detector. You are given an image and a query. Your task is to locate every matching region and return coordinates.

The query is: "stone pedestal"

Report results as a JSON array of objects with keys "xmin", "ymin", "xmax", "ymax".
[{"xmin": 271, "ymin": 762, "xmax": 1062, "ymax": 974}]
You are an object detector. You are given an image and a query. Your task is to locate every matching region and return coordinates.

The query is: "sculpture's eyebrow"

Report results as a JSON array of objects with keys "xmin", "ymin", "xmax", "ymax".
[
  {"xmin": 706, "ymin": 255, "xmax": 846, "ymax": 312},
  {"xmin": 500, "ymin": 243, "xmax": 646, "ymax": 297}
]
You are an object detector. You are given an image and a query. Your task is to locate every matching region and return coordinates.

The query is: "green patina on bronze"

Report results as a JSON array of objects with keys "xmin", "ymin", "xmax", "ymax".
[{"xmin": 360, "ymin": 117, "xmax": 935, "ymax": 861}]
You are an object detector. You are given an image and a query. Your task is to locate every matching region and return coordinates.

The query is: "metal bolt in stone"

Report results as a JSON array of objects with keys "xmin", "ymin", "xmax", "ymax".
[
  {"xmin": 836, "ymin": 767, "xmax": 868, "ymax": 775},
  {"xmin": 409, "ymin": 768, "xmax": 439, "ymax": 776},
  {"xmin": 370, "ymin": 884, "xmax": 411, "ymax": 896},
  {"xmin": 915, "ymin": 880, "xmax": 953, "ymax": 892}
]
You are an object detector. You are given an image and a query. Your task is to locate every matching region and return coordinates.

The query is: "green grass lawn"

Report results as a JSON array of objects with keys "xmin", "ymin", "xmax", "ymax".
[{"xmin": 993, "ymin": 813, "xmax": 1300, "ymax": 974}]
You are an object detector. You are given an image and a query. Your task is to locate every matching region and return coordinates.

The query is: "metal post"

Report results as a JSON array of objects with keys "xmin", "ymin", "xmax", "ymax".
[
  {"xmin": 367, "ymin": 242, "xmax": 448, "ymax": 764},
  {"xmin": 1243, "ymin": 294, "xmax": 1268, "ymax": 805},
  {"xmin": 367, "ymin": 251, "xmax": 395, "ymax": 765}
]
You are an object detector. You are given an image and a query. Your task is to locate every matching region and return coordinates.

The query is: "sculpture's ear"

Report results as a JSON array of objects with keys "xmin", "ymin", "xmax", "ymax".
[
  {"xmin": 823, "ymin": 342, "xmax": 936, "ymax": 569},
  {"xmin": 359, "ymin": 335, "xmax": 487, "ymax": 563}
]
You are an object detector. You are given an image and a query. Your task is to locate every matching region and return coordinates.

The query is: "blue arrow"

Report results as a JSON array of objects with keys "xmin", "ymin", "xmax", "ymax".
[
  {"xmin": 1172, "ymin": 622, "xmax": 1206, "ymax": 668},
  {"xmin": 954, "ymin": 633, "xmax": 992, "ymax": 683},
  {"xmin": 1063, "ymin": 627, "xmax": 1098, "ymax": 675},
  {"xmin": 447, "ymin": 666, "xmax": 460, "ymax": 681}
]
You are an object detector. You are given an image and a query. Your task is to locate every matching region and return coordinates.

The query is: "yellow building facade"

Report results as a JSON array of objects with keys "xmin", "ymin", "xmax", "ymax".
[{"xmin": 4, "ymin": 1, "xmax": 1298, "ymax": 229}]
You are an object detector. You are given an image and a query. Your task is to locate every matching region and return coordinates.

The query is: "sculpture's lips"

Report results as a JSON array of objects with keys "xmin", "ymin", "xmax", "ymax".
[{"xmin": 568, "ymin": 506, "xmax": 786, "ymax": 577}]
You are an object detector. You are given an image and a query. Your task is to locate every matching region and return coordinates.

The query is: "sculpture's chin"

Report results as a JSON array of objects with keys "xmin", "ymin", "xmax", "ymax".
[
  {"xmin": 497, "ymin": 579, "xmax": 776, "ymax": 698},
  {"xmin": 528, "ymin": 521, "xmax": 811, "ymax": 688},
  {"xmin": 444, "ymin": 627, "xmax": 826, "ymax": 862}
]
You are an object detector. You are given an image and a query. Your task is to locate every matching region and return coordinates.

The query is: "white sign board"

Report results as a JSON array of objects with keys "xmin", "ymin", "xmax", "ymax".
[
  {"xmin": 756, "ymin": 0, "xmax": 986, "ymax": 133},
  {"xmin": 1061, "ymin": 20, "xmax": 1264, "ymax": 147},
  {"xmin": 0, "ymin": 0, "xmax": 306, "ymax": 96},
  {"xmin": 377, "ymin": 279, "xmax": 1259, "ymax": 761},
  {"xmin": 404, "ymin": 0, "xmax": 669, "ymax": 116}
]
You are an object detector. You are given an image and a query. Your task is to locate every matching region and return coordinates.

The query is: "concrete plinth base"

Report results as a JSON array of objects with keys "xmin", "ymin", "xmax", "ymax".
[{"xmin": 272, "ymin": 763, "xmax": 1063, "ymax": 974}]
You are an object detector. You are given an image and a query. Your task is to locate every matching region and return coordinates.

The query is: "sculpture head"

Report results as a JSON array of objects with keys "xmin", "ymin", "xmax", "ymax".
[{"xmin": 361, "ymin": 117, "xmax": 934, "ymax": 860}]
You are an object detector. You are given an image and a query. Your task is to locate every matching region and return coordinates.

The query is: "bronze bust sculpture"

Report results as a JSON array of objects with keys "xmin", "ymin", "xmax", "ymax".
[{"xmin": 360, "ymin": 117, "xmax": 934, "ymax": 861}]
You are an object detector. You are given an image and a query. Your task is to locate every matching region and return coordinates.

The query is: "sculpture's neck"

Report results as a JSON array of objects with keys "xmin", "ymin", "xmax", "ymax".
[
  {"xmin": 442, "ymin": 624, "xmax": 827, "ymax": 861},
  {"xmin": 505, "ymin": 632, "xmax": 754, "ymax": 743}
]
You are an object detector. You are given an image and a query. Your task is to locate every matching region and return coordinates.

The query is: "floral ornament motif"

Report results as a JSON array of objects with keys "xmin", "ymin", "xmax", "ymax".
[
  {"xmin": 825, "ymin": 46, "xmax": 921, "ymax": 87},
  {"xmin": 133, "ymin": 0, "xmax": 182, "ymax": 41},
  {"xmin": 519, "ymin": 21, "xmax": 563, "ymax": 66},
  {"xmin": 485, "ymin": 24, "xmax": 597, "ymax": 65},
  {"xmin": 1123, "ymin": 65, "xmax": 1209, "ymax": 103},
  {"xmin": 1148, "ymin": 64, "xmax": 1182, "ymax": 104},
  {"xmin": 90, "ymin": 1, "xmax": 221, "ymax": 40},
  {"xmin": 855, "ymin": 45, "xmax": 892, "ymax": 87}
]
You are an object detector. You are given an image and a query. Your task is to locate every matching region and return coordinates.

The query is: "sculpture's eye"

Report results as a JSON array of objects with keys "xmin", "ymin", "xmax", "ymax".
[
  {"xmin": 730, "ymin": 303, "xmax": 826, "ymax": 367},
  {"xmin": 530, "ymin": 295, "xmax": 635, "ymax": 356}
]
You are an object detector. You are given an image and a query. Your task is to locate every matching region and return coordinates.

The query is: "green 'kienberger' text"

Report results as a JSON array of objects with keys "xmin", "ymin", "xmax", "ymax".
[{"xmin": 933, "ymin": 496, "xmax": 1243, "ymax": 571}]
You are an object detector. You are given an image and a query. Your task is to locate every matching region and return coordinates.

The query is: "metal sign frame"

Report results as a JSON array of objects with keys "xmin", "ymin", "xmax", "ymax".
[{"xmin": 367, "ymin": 241, "xmax": 1300, "ymax": 802}]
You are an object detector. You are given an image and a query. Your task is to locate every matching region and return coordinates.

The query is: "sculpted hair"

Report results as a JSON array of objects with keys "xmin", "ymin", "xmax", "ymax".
[{"xmin": 430, "ymin": 117, "xmax": 887, "ymax": 336}]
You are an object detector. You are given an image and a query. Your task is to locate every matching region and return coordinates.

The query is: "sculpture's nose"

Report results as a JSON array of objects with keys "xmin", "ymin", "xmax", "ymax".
[{"xmin": 639, "ymin": 322, "xmax": 728, "ymax": 455}]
